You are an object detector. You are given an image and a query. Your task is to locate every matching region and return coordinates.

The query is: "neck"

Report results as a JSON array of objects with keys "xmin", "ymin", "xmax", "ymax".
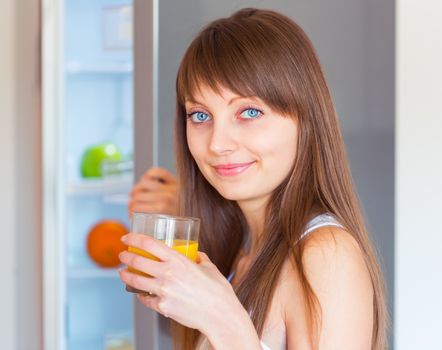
[{"xmin": 236, "ymin": 194, "xmax": 270, "ymax": 257}]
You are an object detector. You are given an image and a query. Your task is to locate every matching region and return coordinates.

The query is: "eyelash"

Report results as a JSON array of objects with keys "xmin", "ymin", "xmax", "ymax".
[{"xmin": 186, "ymin": 105, "xmax": 264, "ymax": 124}]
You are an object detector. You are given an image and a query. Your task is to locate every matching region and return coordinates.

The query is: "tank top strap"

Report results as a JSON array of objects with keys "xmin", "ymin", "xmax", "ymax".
[
  {"xmin": 300, "ymin": 212, "xmax": 343, "ymax": 241},
  {"xmin": 227, "ymin": 270, "xmax": 235, "ymax": 282}
]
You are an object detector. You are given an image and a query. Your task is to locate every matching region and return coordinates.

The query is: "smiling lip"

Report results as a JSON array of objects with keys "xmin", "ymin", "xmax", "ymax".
[{"xmin": 213, "ymin": 161, "xmax": 256, "ymax": 176}]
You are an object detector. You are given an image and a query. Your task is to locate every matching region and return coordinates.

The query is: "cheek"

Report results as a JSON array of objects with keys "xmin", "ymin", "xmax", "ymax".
[
  {"xmin": 186, "ymin": 128, "xmax": 207, "ymax": 167},
  {"xmin": 255, "ymin": 125, "xmax": 298, "ymax": 182},
  {"xmin": 249, "ymin": 126, "xmax": 297, "ymax": 163},
  {"xmin": 186, "ymin": 129, "xmax": 199, "ymax": 158}
]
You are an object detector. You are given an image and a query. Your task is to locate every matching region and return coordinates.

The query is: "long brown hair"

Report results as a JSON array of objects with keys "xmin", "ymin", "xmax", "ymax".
[{"xmin": 171, "ymin": 8, "xmax": 388, "ymax": 349}]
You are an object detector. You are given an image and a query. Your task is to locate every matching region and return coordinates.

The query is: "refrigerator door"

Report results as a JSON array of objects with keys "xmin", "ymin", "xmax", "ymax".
[{"xmin": 133, "ymin": 0, "xmax": 394, "ymax": 349}]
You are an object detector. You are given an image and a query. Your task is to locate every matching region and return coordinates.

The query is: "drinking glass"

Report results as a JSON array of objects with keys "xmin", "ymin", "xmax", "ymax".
[{"xmin": 125, "ymin": 213, "xmax": 200, "ymax": 294}]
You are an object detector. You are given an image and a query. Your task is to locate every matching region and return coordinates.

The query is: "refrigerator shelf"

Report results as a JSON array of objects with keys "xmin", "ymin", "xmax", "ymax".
[
  {"xmin": 103, "ymin": 193, "xmax": 130, "ymax": 205},
  {"xmin": 66, "ymin": 176, "xmax": 133, "ymax": 197},
  {"xmin": 65, "ymin": 62, "xmax": 133, "ymax": 75},
  {"xmin": 68, "ymin": 334, "xmax": 133, "ymax": 350},
  {"xmin": 68, "ymin": 266, "xmax": 122, "ymax": 279}
]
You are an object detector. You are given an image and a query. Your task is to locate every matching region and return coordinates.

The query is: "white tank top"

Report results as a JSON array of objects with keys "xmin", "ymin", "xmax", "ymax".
[{"xmin": 198, "ymin": 213, "xmax": 343, "ymax": 350}]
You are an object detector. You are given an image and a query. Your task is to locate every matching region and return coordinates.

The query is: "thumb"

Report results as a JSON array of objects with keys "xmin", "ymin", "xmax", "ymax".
[{"xmin": 196, "ymin": 251, "xmax": 211, "ymax": 264}]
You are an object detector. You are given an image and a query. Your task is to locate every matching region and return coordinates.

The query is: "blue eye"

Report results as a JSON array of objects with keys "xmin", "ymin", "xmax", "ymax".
[
  {"xmin": 188, "ymin": 111, "xmax": 211, "ymax": 123},
  {"xmin": 240, "ymin": 108, "xmax": 262, "ymax": 119}
]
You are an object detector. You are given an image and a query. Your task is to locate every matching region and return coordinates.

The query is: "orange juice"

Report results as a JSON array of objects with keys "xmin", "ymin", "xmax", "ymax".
[{"xmin": 128, "ymin": 239, "xmax": 198, "ymax": 276}]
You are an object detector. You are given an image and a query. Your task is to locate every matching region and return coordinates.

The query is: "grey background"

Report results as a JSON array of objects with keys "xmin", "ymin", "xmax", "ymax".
[{"xmin": 135, "ymin": 0, "xmax": 394, "ymax": 348}]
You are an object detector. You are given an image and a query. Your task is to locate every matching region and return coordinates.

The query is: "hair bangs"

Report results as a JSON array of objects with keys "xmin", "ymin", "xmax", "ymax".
[{"xmin": 176, "ymin": 19, "xmax": 299, "ymax": 118}]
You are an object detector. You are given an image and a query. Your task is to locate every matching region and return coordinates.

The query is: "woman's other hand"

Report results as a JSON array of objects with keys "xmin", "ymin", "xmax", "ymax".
[
  {"xmin": 118, "ymin": 233, "xmax": 247, "ymax": 334},
  {"xmin": 128, "ymin": 167, "xmax": 178, "ymax": 216}
]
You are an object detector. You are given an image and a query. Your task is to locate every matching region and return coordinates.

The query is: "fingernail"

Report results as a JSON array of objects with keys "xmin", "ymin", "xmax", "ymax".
[{"xmin": 121, "ymin": 235, "xmax": 128, "ymax": 243}]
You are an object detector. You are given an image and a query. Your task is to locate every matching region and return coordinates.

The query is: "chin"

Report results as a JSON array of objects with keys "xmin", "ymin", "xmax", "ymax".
[
  {"xmin": 217, "ymin": 185, "xmax": 266, "ymax": 203},
  {"xmin": 213, "ymin": 186, "xmax": 251, "ymax": 201}
]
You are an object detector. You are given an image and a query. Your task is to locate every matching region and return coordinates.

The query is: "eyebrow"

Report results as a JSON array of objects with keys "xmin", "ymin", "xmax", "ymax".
[{"xmin": 185, "ymin": 95, "xmax": 256, "ymax": 107}]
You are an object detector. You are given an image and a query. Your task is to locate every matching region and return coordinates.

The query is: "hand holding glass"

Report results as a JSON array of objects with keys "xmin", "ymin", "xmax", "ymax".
[{"xmin": 125, "ymin": 213, "xmax": 200, "ymax": 294}]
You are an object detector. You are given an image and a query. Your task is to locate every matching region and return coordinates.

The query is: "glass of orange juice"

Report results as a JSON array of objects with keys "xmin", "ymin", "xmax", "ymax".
[{"xmin": 125, "ymin": 212, "xmax": 200, "ymax": 294}]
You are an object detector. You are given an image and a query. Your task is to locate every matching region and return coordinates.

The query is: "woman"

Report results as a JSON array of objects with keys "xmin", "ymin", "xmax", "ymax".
[{"xmin": 119, "ymin": 8, "xmax": 388, "ymax": 350}]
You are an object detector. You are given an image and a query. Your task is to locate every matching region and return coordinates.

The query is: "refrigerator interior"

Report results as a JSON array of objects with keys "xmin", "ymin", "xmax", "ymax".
[{"xmin": 63, "ymin": 0, "xmax": 134, "ymax": 349}]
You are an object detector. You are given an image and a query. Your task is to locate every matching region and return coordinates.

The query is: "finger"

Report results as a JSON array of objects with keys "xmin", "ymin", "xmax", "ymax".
[
  {"xmin": 129, "ymin": 191, "xmax": 176, "ymax": 214},
  {"xmin": 129, "ymin": 202, "xmax": 174, "ymax": 215},
  {"xmin": 196, "ymin": 251, "xmax": 210, "ymax": 264},
  {"xmin": 131, "ymin": 178, "xmax": 165, "ymax": 194},
  {"xmin": 131, "ymin": 193, "xmax": 174, "ymax": 211},
  {"xmin": 130, "ymin": 182, "xmax": 146, "ymax": 195},
  {"xmin": 144, "ymin": 167, "xmax": 176, "ymax": 184},
  {"xmin": 119, "ymin": 250, "xmax": 163, "ymax": 277},
  {"xmin": 136, "ymin": 294, "xmax": 167, "ymax": 317},
  {"xmin": 131, "ymin": 191, "xmax": 163, "ymax": 204},
  {"xmin": 134, "ymin": 191, "xmax": 175, "ymax": 204},
  {"xmin": 118, "ymin": 268, "xmax": 161, "ymax": 295},
  {"xmin": 129, "ymin": 201, "xmax": 153, "ymax": 214},
  {"xmin": 121, "ymin": 233, "xmax": 184, "ymax": 262}
]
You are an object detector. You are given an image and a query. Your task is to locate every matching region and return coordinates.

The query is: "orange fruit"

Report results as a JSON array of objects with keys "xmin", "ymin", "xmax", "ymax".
[{"xmin": 86, "ymin": 219, "xmax": 128, "ymax": 268}]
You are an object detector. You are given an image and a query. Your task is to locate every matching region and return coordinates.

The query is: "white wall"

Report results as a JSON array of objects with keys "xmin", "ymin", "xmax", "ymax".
[
  {"xmin": 0, "ymin": 0, "xmax": 17, "ymax": 347},
  {"xmin": 0, "ymin": 0, "xmax": 42, "ymax": 349},
  {"xmin": 396, "ymin": 0, "xmax": 442, "ymax": 349}
]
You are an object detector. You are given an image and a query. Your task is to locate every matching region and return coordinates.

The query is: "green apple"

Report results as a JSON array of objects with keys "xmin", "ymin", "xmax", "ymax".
[{"xmin": 80, "ymin": 142, "xmax": 123, "ymax": 178}]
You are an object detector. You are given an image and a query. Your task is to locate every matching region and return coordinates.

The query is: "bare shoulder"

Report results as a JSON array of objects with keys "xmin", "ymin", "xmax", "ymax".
[
  {"xmin": 280, "ymin": 226, "xmax": 371, "ymax": 288},
  {"xmin": 301, "ymin": 226, "xmax": 369, "ymax": 277},
  {"xmin": 279, "ymin": 226, "xmax": 374, "ymax": 349}
]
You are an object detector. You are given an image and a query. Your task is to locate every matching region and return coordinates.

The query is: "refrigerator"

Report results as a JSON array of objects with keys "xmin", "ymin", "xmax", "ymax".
[
  {"xmin": 43, "ymin": 0, "xmax": 394, "ymax": 349},
  {"xmin": 44, "ymin": 0, "xmax": 135, "ymax": 349}
]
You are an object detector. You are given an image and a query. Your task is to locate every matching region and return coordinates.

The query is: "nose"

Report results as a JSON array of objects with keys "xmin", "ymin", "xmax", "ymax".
[{"xmin": 208, "ymin": 120, "xmax": 238, "ymax": 155}]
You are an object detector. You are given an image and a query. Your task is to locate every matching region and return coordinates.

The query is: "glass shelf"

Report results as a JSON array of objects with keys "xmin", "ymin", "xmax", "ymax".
[
  {"xmin": 67, "ymin": 338, "xmax": 103, "ymax": 350},
  {"xmin": 103, "ymin": 193, "xmax": 130, "ymax": 205},
  {"xmin": 65, "ymin": 62, "xmax": 133, "ymax": 75},
  {"xmin": 67, "ymin": 334, "xmax": 133, "ymax": 350},
  {"xmin": 66, "ymin": 175, "xmax": 133, "ymax": 197},
  {"xmin": 68, "ymin": 266, "xmax": 122, "ymax": 279}
]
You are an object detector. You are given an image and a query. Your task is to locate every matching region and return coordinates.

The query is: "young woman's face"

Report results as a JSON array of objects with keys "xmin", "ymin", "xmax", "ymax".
[{"xmin": 185, "ymin": 85, "xmax": 298, "ymax": 205}]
